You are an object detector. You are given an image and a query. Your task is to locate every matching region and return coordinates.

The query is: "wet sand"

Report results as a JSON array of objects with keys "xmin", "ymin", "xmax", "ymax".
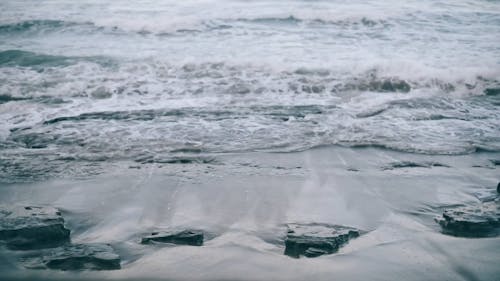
[{"xmin": 1, "ymin": 146, "xmax": 499, "ymax": 281}]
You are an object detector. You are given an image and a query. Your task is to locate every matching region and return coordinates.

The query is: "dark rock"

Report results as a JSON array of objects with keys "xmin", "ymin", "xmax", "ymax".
[
  {"xmin": 386, "ymin": 161, "xmax": 429, "ymax": 169},
  {"xmin": 497, "ymin": 182, "xmax": 500, "ymax": 194},
  {"xmin": 0, "ymin": 206, "xmax": 70, "ymax": 250},
  {"xmin": 383, "ymin": 161, "xmax": 449, "ymax": 170},
  {"xmin": 23, "ymin": 243, "xmax": 121, "ymax": 271},
  {"xmin": 435, "ymin": 201, "xmax": 500, "ymax": 238},
  {"xmin": 284, "ymin": 223, "xmax": 360, "ymax": 258},
  {"xmin": 141, "ymin": 229, "xmax": 203, "ymax": 246},
  {"xmin": 135, "ymin": 156, "xmax": 216, "ymax": 164}
]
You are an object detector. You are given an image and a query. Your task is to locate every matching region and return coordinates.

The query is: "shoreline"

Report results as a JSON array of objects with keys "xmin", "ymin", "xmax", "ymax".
[{"xmin": 1, "ymin": 146, "xmax": 499, "ymax": 280}]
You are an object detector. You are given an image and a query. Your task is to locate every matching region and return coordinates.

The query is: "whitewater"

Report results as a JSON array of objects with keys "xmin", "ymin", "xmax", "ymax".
[{"xmin": 0, "ymin": 0, "xmax": 499, "ymax": 280}]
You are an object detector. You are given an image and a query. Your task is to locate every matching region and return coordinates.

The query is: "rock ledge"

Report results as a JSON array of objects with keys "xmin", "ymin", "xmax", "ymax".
[
  {"xmin": 141, "ymin": 229, "xmax": 204, "ymax": 246},
  {"xmin": 23, "ymin": 243, "xmax": 121, "ymax": 271},
  {"xmin": 0, "ymin": 205, "xmax": 70, "ymax": 250},
  {"xmin": 436, "ymin": 200, "xmax": 500, "ymax": 238},
  {"xmin": 284, "ymin": 223, "xmax": 360, "ymax": 258}
]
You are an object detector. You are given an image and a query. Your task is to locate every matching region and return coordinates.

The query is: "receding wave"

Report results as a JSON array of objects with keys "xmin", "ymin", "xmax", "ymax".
[
  {"xmin": 0, "ymin": 15, "xmax": 390, "ymax": 38},
  {"xmin": 0, "ymin": 19, "xmax": 110, "ymax": 36},
  {"xmin": 165, "ymin": 16, "xmax": 390, "ymax": 35},
  {"xmin": 233, "ymin": 15, "xmax": 389, "ymax": 27},
  {"xmin": 0, "ymin": 20, "xmax": 75, "ymax": 34},
  {"xmin": 0, "ymin": 49, "xmax": 115, "ymax": 68},
  {"xmin": 43, "ymin": 105, "xmax": 328, "ymax": 125},
  {"xmin": 0, "ymin": 60, "xmax": 499, "ymax": 182},
  {"xmin": 0, "ymin": 50, "xmax": 73, "ymax": 67}
]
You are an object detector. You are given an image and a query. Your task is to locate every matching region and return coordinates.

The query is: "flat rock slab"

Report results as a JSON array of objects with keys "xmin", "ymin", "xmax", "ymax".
[
  {"xmin": 23, "ymin": 243, "xmax": 121, "ymax": 271},
  {"xmin": 436, "ymin": 200, "xmax": 500, "ymax": 237},
  {"xmin": 471, "ymin": 189, "xmax": 498, "ymax": 203},
  {"xmin": 141, "ymin": 229, "xmax": 204, "ymax": 246},
  {"xmin": 284, "ymin": 223, "xmax": 361, "ymax": 258},
  {"xmin": 0, "ymin": 205, "xmax": 70, "ymax": 250}
]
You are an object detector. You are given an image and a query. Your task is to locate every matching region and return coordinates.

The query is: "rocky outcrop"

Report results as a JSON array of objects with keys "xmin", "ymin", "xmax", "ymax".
[
  {"xmin": 141, "ymin": 229, "xmax": 204, "ymax": 246},
  {"xmin": 436, "ymin": 200, "xmax": 500, "ymax": 238},
  {"xmin": 284, "ymin": 223, "xmax": 360, "ymax": 258},
  {"xmin": 0, "ymin": 205, "xmax": 121, "ymax": 271},
  {"xmin": 0, "ymin": 206, "xmax": 70, "ymax": 250},
  {"xmin": 23, "ymin": 243, "xmax": 121, "ymax": 271}
]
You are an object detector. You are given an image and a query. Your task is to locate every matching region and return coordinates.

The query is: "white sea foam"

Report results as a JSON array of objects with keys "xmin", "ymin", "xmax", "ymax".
[{"xmin": 0, "ymin": 0, "xmax": 499, "ymax": 176}]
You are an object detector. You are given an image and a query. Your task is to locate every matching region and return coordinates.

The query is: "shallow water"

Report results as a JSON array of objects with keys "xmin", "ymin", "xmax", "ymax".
[{"xmin": 0, "ymin": 0, "xmax": 499, "ymax": 280}]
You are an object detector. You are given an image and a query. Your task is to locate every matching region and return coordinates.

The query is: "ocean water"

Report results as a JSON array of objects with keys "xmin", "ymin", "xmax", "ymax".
[
  {"xmin": 0, "ymin": 1, "xmax": 500, "ymax": 280},
  {"xmin": 1, "ymin": 0, "xmax": 500, "ymax": 180}
]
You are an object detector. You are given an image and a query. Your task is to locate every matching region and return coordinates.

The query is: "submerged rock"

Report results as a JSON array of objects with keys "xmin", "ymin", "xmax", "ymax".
[
  {"xmin": 383, "ymin": 161, "xmax": 449, "ymax": 170},
  {"xmin": 141, "ymin": 229, "xmax": 204, "ymax": 246},
  {"xmin": 484, "ymin": 88, "xmax": 500, "ymax": 96},
  {"xmin": 23, "ymin": 243, "xmax": 121, "ymax": 271},
  {"xmin": 90, "ymin": 86, "xmax": 112, "ymax": 99},
  {"xmin": 379, "ymin": 79, "xmax": 411, "ymax": 93},
  {"xmin": 361, "ymin": 79, "xmax": 411, "ymax": 93},
  {"xmin": 472, "ymin": 188, "xmax": 498, "ymax": 203},
  {"xmin": 436, "ymin": 201, "xmax": 500, "ymax": 238},
  {"xmin": 0, "ymin": 206, "xmax": 70, "ymax": 250},
  {"xmin": 284, "ymin": 223, "xmax": 360, "ymax": 258}
]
